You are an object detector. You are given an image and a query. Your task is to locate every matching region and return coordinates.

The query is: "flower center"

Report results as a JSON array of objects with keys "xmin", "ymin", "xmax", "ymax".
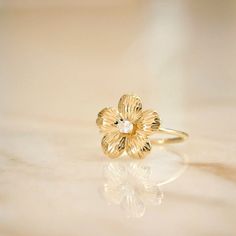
[{"xmin": 118, "ymin": 120, "xmax": 133, "ymax": 134}]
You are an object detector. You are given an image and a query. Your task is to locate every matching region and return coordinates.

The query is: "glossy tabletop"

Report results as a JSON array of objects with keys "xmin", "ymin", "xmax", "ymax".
[{"xmin": 0, "ymin": 1, "xmax": 236, "ymax": 236}]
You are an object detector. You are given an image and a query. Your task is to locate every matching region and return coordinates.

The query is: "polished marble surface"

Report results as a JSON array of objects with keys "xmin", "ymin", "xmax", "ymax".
[{"xmin": 0, "ymin": 1, "xmax": 236, "ymax": 236}]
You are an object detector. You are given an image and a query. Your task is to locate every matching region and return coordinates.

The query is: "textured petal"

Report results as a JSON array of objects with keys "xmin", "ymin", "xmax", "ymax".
[
  {"xmin": 120, "ymin": 192, "xmax": 145, "ymax": 218},
  {"xmin": 140, "ymin": 181, "xmax": 163, "ymax": 205},
  {"xmin": 118, "ymin": 94, "xmax": 142, "ymax": 122},
  {"xmin": 103, "ymin": 163, "xmax": 127, "ymax": 204},
  {"xmin": 128, "ymin": 163, "xmax": 151, "ymax": 182},
  {"xmin": 103, "ymin": 163, "xmax": 127, "ymax": 185},
  {"xmin": 101, "ymin": 131, "xmax": 126, "ymax": 158},
  {"xmin": 137, "ymin": 109, "xmax": 160, "ymax": 135},
  {"xmin": 126, "ymin": 133, "xmax": 151, "ymax": 159},
  {"xmin": 96, "ymin": 107, "xmax": 121, "ymax": 133},
  {"xmin": 103, "ymin": 182, "xmax": 124, "ymax": 205}
]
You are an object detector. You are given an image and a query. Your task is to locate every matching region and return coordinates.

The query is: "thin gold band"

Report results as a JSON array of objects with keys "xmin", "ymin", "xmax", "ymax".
[{"xmin": 151, "ymin": 127, "xmax": 189, "ymax": 145}]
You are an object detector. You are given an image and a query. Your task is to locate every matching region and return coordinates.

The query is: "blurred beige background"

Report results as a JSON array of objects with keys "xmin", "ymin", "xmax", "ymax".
[{"xmin": 0, "ymin": 1, "xmax": 236, "ymax": 236}]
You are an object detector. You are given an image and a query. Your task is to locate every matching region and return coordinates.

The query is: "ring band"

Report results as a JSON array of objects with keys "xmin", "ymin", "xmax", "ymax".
[
  {"xmin": 96, "ymin": 94, "xmax": 189, "ymax": 159},
  {"xmin": 151, "ymin": 127, "xmax": 189, "ymax": 145}
]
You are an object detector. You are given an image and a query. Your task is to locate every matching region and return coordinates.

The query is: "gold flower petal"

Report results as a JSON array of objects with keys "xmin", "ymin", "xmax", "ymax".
[
  {"xmin": 96, "ymin": 107, "xmax": 120, "ymax": 133},
  {"xmin": 137, "ymin": 109, "xmax": 160, "ymax": 135},
  {"xmin": 101, "ymin": 131, "xmax": 126, "ymax": 158},
  {"xmin": 118, "ymin": 94, "xmax": 142, "ymax": 122},
  {"xmin": 126, "ymin": 133, "xmax": 151, "ymax": 159}
]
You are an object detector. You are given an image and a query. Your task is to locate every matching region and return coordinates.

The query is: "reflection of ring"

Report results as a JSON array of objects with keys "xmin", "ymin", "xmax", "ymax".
[
  {"xmin": 101, "ymin": 146, "xmax": 188, "ymax": 218},
  {"xmin": 96, "ymin": 94, "xmax": 189, "ymax": 159},
  {"xmin": 152, "ymin": 147, "xmax": 188, "ymax": 186}
]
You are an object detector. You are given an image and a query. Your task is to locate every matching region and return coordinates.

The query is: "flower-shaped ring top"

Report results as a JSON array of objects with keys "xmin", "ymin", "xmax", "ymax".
[
  {"xmin": 96, "ymin": 94, "xmax": 188, "ymax": 159},
  {"xmin": 96, "ymin": 94, "xmax": 160, "ymax": 159}
]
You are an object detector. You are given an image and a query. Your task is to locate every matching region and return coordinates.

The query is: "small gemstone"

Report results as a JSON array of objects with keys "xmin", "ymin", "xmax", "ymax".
[{"xmin": 118, "ymin": 120, "xmax": 133, "ymax": 134}]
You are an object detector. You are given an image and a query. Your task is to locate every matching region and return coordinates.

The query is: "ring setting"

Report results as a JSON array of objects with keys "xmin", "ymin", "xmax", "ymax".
[{"xmin": 96, "ymin": 94, "xmax": 188, "ymax": 159}]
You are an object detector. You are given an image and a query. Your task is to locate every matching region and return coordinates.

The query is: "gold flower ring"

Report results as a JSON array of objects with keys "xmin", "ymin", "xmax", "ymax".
[{"xmin": 96, "ymin": 94, "xmax": 188, "ymax": 159}]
